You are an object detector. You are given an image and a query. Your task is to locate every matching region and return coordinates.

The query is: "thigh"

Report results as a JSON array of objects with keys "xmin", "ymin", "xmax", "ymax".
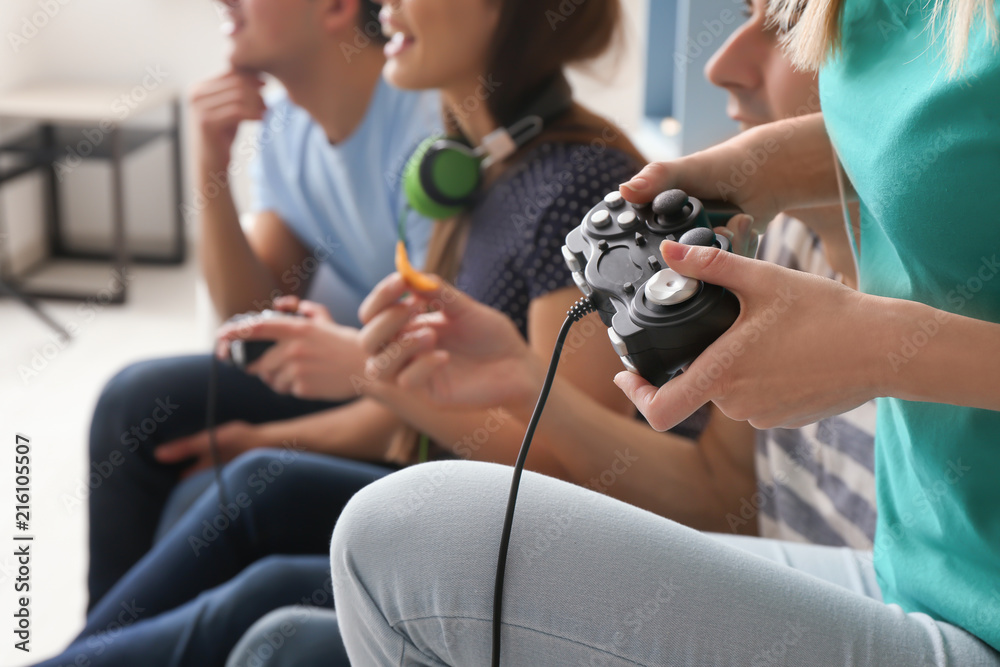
[
  {"xmin": 333, "ymin": 461, "xmax": 1000, "ymax": 667},
  {"xmin": 704, "ymin": 532, "xmax": 881, "ymax": 601},
  {"xmin": 227, "ymin": 607, "xmax": 348, "ymax": 667},
  {"xmin": 85, "ymin": 451, "xmax": 393, "ymax": 637},
  {"xmin": 43, "ymin": 556, "xmax": 333, "ymax": 667}
]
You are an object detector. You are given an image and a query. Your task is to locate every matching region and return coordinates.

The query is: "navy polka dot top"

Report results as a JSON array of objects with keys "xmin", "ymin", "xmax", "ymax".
[{"xmin": 455, "ymin": 142, "xmax": 642, "ymax": 337}]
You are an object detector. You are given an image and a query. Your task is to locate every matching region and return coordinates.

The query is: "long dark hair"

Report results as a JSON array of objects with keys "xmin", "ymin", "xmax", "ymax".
[
  {"xmin": 391, "ymin": 0, "xmax": 646, "ymax": 465},
  {"xmin": 422, "ymin": 0, "xmax": 645, "ymax": 281}
]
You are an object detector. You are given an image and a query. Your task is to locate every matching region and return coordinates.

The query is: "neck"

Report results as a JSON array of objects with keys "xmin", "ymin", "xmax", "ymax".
[
  {"xmin": 442, "ymin": 79, "xmax": 499, "ymax": 145},
  {"xmin": 270, "ymin": 43, "xmax": 386, "ymax": 144},
  {"xmin": 784, "ymin": 203, "xmax": 861, "ymax": 290}
]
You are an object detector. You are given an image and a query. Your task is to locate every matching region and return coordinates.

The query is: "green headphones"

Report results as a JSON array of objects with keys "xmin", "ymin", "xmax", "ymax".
[{"xmin": 402, "ymin": 76, "xmax": 574, "ymax": 220}]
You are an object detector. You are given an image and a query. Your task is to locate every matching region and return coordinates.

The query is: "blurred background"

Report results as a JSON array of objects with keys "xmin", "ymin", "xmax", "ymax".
[{"xmin": 0, "ymin": 0, "xmax": 740, "ymax": 662}]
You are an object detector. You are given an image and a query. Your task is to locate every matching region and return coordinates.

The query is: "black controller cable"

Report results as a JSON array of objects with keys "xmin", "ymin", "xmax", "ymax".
[{"xmin": 492, "ymin": 295, "xmax": 596, "ymax": 667}]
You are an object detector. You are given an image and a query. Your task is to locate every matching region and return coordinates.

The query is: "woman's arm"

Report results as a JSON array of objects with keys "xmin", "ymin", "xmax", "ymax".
[
  {"xmin": 621, "ymin": 112, "xmax": 849, "ymax": 226},
  {"xmin": 357, "ymin": 274, "xmax": 761, "ymax": 532},
  {"xmin": 616, "ymin": 241, "xmax": 1000, "ymax": 431}
]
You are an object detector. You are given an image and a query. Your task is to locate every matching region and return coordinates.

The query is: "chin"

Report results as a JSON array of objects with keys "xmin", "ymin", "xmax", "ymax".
[{"xmin": 382, "ymin": 60, "xmax": 431, "ymax": 91}]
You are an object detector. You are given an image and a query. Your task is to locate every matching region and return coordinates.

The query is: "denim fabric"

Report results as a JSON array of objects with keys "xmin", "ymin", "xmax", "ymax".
[
  {"xmin": 226, "ymin": 607, "xmax": 347, "ymax": 667},
  {"xmin": 40, "ymin": 450, "xmax": 389, "ymax": 666},
  {"xmin": 87, "ymin": 354, "xmax": 340, "ymax": 608}
]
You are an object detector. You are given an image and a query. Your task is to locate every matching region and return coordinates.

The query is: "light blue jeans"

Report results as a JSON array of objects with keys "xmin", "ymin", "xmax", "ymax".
[{"xmin": 329, "ymin": 461, "xmax": 1000, "ymax": 666}]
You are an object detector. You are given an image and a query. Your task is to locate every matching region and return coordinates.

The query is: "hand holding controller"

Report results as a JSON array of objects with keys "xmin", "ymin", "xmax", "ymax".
[
  {"xmin": 562, "ymin": 189, "xmax": 741, "ymax": 386},
  {"xmin": 224, "ymin": 309, "xmax": 305, "ymax": 371}
]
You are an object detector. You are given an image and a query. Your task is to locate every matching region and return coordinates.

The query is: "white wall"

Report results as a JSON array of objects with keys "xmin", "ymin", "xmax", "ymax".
[{"xmin": 0, "ymin": 0, "xmax": 648, "ymax": 274}]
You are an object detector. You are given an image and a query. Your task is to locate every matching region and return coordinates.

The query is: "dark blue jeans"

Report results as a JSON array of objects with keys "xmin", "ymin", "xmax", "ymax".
[
  {"xmin": 38, "ymin": 449, "xmax": 388, "ymax": 666},
  {"xmin": 87, "ymin": 354, "xmax": 342, "ymax": 608}
]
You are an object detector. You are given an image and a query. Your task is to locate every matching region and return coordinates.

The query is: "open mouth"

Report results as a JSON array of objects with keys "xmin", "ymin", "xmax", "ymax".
[
  {"xmin": 221, "ymin": 11, "xmax": 245, "ymax": 36},
  {"xmin": 379, "ymin": 7, "xmax": 416, "ymax": 58},
  {"xmin": 384, "ymin": 31, "xmax": 416, "ymax": 57}
]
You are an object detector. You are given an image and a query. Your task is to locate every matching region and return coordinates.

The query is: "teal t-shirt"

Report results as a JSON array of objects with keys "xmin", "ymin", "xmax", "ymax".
[{"xmin": 820, "ymin": 0, "xmax": 1000, "ymax": 650}]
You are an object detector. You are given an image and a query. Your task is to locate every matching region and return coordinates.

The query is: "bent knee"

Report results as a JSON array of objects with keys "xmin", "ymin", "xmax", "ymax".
[{"xmin": 330, "ymin": 461, "xmax": 510, "ymax": 578}]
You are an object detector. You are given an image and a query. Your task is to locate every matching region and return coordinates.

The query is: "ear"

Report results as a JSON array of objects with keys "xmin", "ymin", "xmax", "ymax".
[{"xmin": 318, "ymin": 0, "xmax": 361, "ymax": 35}]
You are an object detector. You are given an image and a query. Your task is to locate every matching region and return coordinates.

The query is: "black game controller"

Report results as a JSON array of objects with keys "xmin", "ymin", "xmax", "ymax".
[
  {"xmin": 562, "ymin": 189, "xmax": 742, "ymax": 386},
  {"xmin": 225, "ymin": 309, "xmax": 304, "ymax": 371}
]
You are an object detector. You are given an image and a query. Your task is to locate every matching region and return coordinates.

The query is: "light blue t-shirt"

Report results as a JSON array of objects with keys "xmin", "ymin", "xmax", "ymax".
[
  {"xmin": 251, "ymin": 79, "xmax": 440, "ymax": 326},
  {"xmin": 821, "ymin": 0, "xmax": 1000, "ymax": 650}
]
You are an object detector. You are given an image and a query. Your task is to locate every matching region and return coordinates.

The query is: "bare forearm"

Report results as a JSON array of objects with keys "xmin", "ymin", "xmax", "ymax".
[
  {"xmin": 197, "ymin": 166, "xmax": 282, "ymax": 319},
  {"xmin": 508, "ymin": 371, "xmax": 757, "ymax": 532},
  {"xmin": 368, "ymin": 386, "xmax": 568, "ymax": 478},
  {"xmin": 875, "ymin": 295, "xmax": 1000, "ymax": 410},
  {"xmin": 686, "ymin": 112, "xmax": 850, "ymax": 217},
  {"xmin": 255, "ymin": 398, "xmax": 401, "ymax": 462}
]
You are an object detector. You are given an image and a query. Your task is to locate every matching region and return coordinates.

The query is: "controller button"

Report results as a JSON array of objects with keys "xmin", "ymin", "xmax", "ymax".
[
  {"xmin": 590, "ymin": 209, "xmax": 611, "ymax": 228},
  {"xmin": 604, "ymin": 191, "xmax": 625, "ymax": 209},
  {"xmin": 608, "ymin": 328, "xmax": 628, "ymax": 357},
  {"xmin": 678, "ymin": 227, "xmax": 717, "ymax": 247},
  {"xmin": 617, "ymin": 210, "xmax": 639, "ymax": 230},
  {"xmin": 561, "ymin": 245, "xmax": 581, "ymax": 273},
  {"xmin": 634, "ymin": 232, "xmax": 646, "ymax": 247},
  {"xmin": 647, "ymin": 256, "xmax": 661, "ymax": 271},
  {"xmin": 572, "ymin": 271, "xmax": 594, "ymax": 296},
  {"xmin": 598, "ymin": 239, "xmax": 609, "ymax": 251},
  {"xmin": 644, "ymin": 268, "xmax": 700, "ymax": 306},
  {"xmin": 652, "ymin": 189, "xmax": 690, "ymax": 219},
  {"xmin": 620, "ymin": 355, "xmax": 639, "ymax": 374}
]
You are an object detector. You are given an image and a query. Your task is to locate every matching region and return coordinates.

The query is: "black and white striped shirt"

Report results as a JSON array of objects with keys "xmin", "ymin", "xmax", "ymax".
[{"xmin": 754, "ymin": 215, "xmax": 877, "ymax": 549}]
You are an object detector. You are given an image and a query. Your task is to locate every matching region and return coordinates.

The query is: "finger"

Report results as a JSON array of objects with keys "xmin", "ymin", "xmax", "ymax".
[
  {"xmin": 396, "ymin": 350, "xmax": 450, "ymax": 393},
  {"xmin": 659, "ymin": 240, "xmax": 766, "ymax": 293},
  {"xmin": 619, "ymin": 161, "xmax": 674, "ymax": 203},
  {"xmin": 246, "ymin": 340, "xmax": 292, "ymax": 382},
  {"xmin": 217, "ymin": 317, "xmax": 307, "ymax": 343},
  {"xmin": 294, "ymin": 300, "xmax": 333, "ymax": 323},
  {"xmin": 272, "ymin": 295, "xmax": 301, "ymax": 314},
  {"xmin": 359, "ymin": 273, "xmax": 415, "ymax": 324},
  {"xmin": 613, "ymin": 371, "xmax": 708, "ymax": 432},
  {"xmin": 154, "ymin": 432, "xmax": 208, "ymax": 463},
  {"xmin": 715, "ymin": 214, "xmax": 758, "ymax": 258},
  {"xmin": 267, "ymin": 362, "xmax": 298, "ymax": 396},
  {"xmin": 360, "ymin": 302, "xmax": 425, "ymax": 356},
  {"xmin": 364, "ymin": 328, "xmax": 436, "ymax": 383},
  {"xmin": 179, "ymin": 454, "xmax": 215, "ymax": 480}
]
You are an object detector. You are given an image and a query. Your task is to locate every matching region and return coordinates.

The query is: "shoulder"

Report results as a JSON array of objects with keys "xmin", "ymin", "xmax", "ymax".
[{"xmin": 501, "ymin": 142, "xmax": 641, "ymax": 231}]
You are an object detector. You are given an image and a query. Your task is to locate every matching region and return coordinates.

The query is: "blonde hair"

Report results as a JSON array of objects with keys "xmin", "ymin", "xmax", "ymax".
[{"xmin": 769, "ymin": 0, "xmax": 999, "ymax": 74}]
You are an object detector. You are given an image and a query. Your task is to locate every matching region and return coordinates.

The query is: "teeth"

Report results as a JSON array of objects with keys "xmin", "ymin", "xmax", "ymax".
[{"xmin": 388, "ymin": 31, "xmax": 406, "ymax": 46}]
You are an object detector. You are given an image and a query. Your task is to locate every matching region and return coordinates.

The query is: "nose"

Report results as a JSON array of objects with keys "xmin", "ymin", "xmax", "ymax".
[{"xmin": 704, "ymin": 19, "xmax": 764, "ymax": 94}]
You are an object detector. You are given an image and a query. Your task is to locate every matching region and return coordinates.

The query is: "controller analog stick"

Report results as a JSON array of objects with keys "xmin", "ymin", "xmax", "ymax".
[
  {"xmin": 678, "ymin": 227, "xmax": 717, "ymax": 247},
  {"xmin": 652, "ymin": 189, "xmax": 690, "ymax": 219}
]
